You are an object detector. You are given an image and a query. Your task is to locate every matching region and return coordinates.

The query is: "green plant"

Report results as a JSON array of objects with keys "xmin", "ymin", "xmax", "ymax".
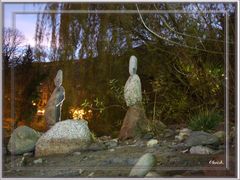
[
  {"xmin": 188, "ymin": 110, "xmax": 223, "ymax": 132},
  {"xmin": 81, "ymin": 98, "xmax": 105, "ymax": 113},
  {"xmin": 108, "ymin": 79, "xmax": 125, "ymax": 106},
  {"xmin": 90, "ymin": 132, "xmax": 97, "ymax": 142}
]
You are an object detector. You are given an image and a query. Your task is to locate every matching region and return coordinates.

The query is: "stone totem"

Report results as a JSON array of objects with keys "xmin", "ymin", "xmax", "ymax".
[
  {"xmin": 118, "ymin": 56, "xmax": 147, "ymax": 140},
  {"xmin": 45, "ymin": 70, "xmax": 65, "ymax": 129}
]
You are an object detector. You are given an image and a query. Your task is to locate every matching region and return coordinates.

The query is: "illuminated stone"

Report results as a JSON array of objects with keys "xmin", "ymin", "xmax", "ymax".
[{"xmin": 35, "ymin": 119, "xmax": 92, "ymax": 157}]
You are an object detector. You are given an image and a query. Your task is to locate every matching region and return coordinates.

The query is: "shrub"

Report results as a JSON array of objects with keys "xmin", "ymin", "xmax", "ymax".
[{"xmin": 188, "ymin": 110, "xmax": 223, "ymax": 132}]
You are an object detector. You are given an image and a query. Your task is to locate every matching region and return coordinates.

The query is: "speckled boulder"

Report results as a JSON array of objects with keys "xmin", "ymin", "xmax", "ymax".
[{"xmin": 35, "ymin": 119, "xmax": 92, "ymax": 157}]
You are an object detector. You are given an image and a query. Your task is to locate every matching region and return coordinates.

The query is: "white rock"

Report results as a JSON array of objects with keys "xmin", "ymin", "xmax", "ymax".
[
  {"xmin": 145, "ymin": 171, "xmax": 159, "ymax": 177},
  {"xmin": 129, "ymin": 153, "xmax": 156, "ymax": 177},
  {"xmin": 112, "ymin": 138, "xmax": 118, "ymax": 143},
  {"xmin": 35, "ymin": 120, "xmax": 92, "ymax": 157},
  {"xmin": 79, "ymin": 169, "xmax": 84, "ymax": 174},
  {"xmin": 181, "ymin": 149, "xmax": 188, "ymax": 153},
  {"xmin": 88, "ymin": 172, "xmax": 94, "ymax": 177},
  {"xmin": 73, "ymin": 152, "xmax": 81, "ymax": 155},
  {"xmin": 19, "ymin": 156, "xmax": 26, "ymax": 167},
  {"xmin": 23, "ymin": 152, "xmax": 33, "ymax": 157},
  {"xmin": 34, "ymin": 158, "xmax": 43, "ymax": 164},
  {"xmin": 109, "ymin": 148, "xmax": 115, "ymax": 152},
  {"xmin": 175, "ymin": 128, "xmax": 192, "ymax": 142},
  {"xmin": 190, "ymin": 145, "xmax": 214, "ymax": 155},
  {"xmin": 147, "ymin": 139, "xmax": 158, "ymax": 147},
  {"xmin": 180, "ymin": 128, "xmax": 192, "ymax": 134},
  {"xmin": 104, "ymin": 139, "xmax": 118, "ymax": 148}
]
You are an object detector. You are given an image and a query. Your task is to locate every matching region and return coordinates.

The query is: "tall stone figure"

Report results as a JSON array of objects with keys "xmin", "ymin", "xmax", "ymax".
[
  {"xmin": 118, "ymin": 56, "xmax": 148, "ymax": 140},
  {"xmin": 45, "ymin": 70, "xmax": 65, "ymax": 129}
]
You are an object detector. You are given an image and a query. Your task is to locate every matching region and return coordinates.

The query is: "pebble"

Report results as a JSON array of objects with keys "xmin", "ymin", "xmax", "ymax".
[
  {"xmin": 181, "ymin": 149, "xmax": 189, "ymax": 153},
  {"xmin": 88, "ymin": 172, "xmax": 94, "ymax": 177},
  {"xmin": 19, "ymin": 156, "xmax": 27, "ymax": 167},
  {"xmin": 104, "ymin": 140, "xmax": 118, "ymax": 149},
  {"xmin": 33, "ymin": 158, "xmax": 43, "ymax": 164},
  {"xmin": 79, "ymin": 169, "xmax": 84, "ymax": 175},
  {"xmin": 73, "ymin": 152, "xmax": 81, "ymax": 155},
  {"xmin": 23, "ymin": 152, "xmax": 33, "ymax": 157},
  {"xmin": 147, "ymin": 139, "xmax": 158, "ymax": 147},
  {"xmin": 109, "ymin": 148, "xmax": 115, "ymax": 152},
  {"xmin": 82, "ymin": 156, "xmax": 88, "ymax": 161},
  {"xmin": 145, "ymin": 171, "xmax": 159, "ymax": 177},
  {"xmin": 175, "ymin": 128, "xmax": 192, "ymax": 142}
]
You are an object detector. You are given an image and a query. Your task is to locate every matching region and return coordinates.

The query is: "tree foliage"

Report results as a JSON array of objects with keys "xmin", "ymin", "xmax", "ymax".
[
  {"xmin": 3, "ymin": 3, "xmax": 236, "ymax": 135},
  {"xmin": 34, "ymin": 3, "xmax": 235, "ymax": 130}
]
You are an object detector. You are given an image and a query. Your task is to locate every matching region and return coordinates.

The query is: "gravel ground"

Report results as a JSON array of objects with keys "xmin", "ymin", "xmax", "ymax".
[{"xmin": 3, "ymin": 138, "xmax": 235, "ymax": 178}]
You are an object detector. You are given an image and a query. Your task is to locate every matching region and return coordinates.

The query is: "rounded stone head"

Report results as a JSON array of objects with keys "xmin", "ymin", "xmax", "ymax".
[
  {"xmin": 54, "ymin": 70, "xmax": 63, "ymax": 87},
  {"xmin": 129, "ymin": 55, "xmax": 137, "ymax": 75}
]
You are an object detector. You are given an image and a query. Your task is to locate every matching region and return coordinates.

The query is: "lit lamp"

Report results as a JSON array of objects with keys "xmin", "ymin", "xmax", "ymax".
[{"xmin": 37, "ymin": 109, "xmax": 45, "ymax": 116}]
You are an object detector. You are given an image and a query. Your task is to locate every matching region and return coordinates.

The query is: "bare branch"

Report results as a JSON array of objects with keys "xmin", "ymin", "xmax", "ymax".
[{"xmin": 136, "ymin": 4, "xmax": 226, "ymax": 55}]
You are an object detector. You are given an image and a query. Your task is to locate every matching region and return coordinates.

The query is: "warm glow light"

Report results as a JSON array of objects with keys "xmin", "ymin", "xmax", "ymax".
[
  {"xmin": 70, "ymin": 108, "xmax": 85, "ymax": 119},
  {"xmin": 32, "ymin": 101, "xmax": 36, "ymax": 106},
  {"xmin": 37, "ymin": 109, "xmax": 45, "ymax": 115},
  {"xmin": 70, "ymin": 108, "xmax": 93, "ymax": 120}
]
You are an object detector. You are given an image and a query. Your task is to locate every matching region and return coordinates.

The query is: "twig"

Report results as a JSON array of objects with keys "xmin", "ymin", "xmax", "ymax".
[
  {"xmin": 136, "ymin": 4, "xmax": 227, "ymax": 55},
  {"xmin": 154, "ymin": 4, "xmax": 233, "ymax": 44}
]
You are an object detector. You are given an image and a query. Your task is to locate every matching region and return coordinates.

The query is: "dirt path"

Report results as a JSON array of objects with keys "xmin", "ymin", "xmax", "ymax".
[{"xmin": 3, "ymin": 136, "xmax": 232, "ymax": 178}]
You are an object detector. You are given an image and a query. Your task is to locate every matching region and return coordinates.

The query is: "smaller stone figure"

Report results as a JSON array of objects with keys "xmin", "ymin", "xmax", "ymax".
[
  {"xmin": 118, "ymin": 56, "xmax": 147, "ymax": 140},
  {"xmin": 45, "ymin": 70, "xmax": 65, "ymax": 129},
  {"xmin": 124, "ymin": 55, "xmax": 142, "ymax": 107}
]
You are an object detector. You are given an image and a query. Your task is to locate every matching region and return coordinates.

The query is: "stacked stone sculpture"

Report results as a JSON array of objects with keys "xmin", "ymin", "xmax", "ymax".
[
  {"xmin": 45, "ymin": 70, "xmax": 65, "ymax": 129},
  {"xmin": 124, "ymin": 55, "xmax": 142, "ymax": 106},
  {"xmin": 118, "ymin": 56, "xmax": 148, "ymax": 140}
]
